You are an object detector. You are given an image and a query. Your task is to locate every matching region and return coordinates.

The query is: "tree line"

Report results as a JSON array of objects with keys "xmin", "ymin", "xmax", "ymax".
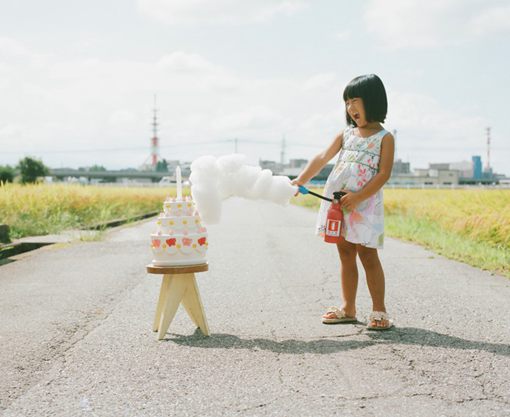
[
  {"xmin": 0, "ymin": 157, "xmax": 50, "ymax": 184},
  {"xmin": 1, "ymin": 157, "xmax": 173, "ymax": 185}
]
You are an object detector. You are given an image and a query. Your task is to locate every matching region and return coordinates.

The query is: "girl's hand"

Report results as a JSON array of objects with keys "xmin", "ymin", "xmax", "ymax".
[
  {"xmin": 291, "ymin": 178, "xmax": 302, "ymax": 196},
  {"xmin": 340, "ymin": 191, "xmax": 362, "ymax": 211}
]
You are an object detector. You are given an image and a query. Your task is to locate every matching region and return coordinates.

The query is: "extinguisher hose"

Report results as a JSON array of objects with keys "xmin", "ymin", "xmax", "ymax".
[{"xmin": 297, "ymin": 185, "xmax": 346, "ymax": 202}]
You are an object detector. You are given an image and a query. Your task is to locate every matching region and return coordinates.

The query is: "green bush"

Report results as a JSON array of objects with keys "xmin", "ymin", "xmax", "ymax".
[
  {"xmin": 17, "ymin": 157, "xmax": 49, "ymax": 184},
  {"xmin": 0, "ymin": 165, "xmax": 15, "ymax": 183}
]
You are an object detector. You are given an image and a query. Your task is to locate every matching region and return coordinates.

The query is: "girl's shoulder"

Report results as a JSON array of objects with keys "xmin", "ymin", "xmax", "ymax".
[
  {"xmin": 343, "ymin": 125, "xmax": 355, "ymax": 139},
  {"xmin": 343, "ymin": 125, "xmax": 354, "ymax": 134}
]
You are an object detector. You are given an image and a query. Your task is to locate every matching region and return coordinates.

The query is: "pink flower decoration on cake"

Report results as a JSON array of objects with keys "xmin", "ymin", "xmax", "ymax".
[
  {"xmin": 152, "ymin": 239, "xmax": 161, "ymax": 248},
  {"xmin": 182, "ymin": 237, "xmax": 192, "ymax": 247}
]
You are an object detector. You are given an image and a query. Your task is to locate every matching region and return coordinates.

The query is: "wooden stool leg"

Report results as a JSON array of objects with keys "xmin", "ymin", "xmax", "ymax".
[
  {"xmin": 152, "ymin": 275, "xmax": 170, "ymax": 332},
  {"xmin": 158, "ymin": 275, "xmax": 187, "ymax": 340},
  {"xmin": 181, "ymin": 274, "xmax": 199, "ymax": 328},
  {"xmin": 182, "ymin": 273, "xmax": 210, "ymax": 336}
]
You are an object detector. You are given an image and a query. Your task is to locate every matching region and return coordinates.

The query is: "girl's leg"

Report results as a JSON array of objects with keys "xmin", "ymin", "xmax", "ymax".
[
  {"xmin": 356, "ymin": 245, "xmax": 389, "ymax": 328},
  {"xmin": 333, "ymin": 237, "xmax": 358, "ymax": 317}
]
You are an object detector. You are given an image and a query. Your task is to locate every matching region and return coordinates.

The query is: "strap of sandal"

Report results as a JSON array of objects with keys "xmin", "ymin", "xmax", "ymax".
[
  {"xmin": 325, "ymin": 306, "xmax": 345, "ymax": 318},
  {"xmin": 369, "ymin": 311, "xmax": 389, "ymax": 322}
]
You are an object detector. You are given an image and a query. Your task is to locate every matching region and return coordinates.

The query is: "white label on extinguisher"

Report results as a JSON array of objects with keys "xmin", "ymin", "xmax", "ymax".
[{"xmin": 326, "ymin": 219, "xmax": 341, "ymax": 237}]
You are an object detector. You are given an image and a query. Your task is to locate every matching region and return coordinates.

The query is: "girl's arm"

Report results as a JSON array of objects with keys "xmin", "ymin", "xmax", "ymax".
[
  {"xmin": 341, "ymin": 133, "xmax": 395, "ymax": 210},
  {"xmin": 292, "ymin": 132, "xmax": 344, "ymax": 185}
]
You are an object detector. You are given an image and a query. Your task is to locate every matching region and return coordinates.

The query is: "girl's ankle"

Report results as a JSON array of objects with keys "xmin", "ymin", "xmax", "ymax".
[{"xmin": 342, "ymin": 305, "xmax": 356, "ymax": 315}]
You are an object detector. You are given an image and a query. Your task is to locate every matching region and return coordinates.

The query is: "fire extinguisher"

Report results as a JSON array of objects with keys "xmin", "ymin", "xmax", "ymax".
[
  {"xmin": 297, "ymin": 186, "xmax": 346, "ymax": 244},
  {"xmin": 324, "ymin": 191, "xmax": 346, "ymax": 244}
]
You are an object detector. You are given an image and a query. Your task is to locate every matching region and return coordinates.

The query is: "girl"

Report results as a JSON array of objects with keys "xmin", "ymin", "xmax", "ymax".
[{"xmin": 292, "ymin": 74, "xmax": 395, "ymax": 330}]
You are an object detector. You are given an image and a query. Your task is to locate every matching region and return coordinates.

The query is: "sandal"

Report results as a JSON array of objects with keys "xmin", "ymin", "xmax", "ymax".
[
  {"xmin": 367, "ymin": 311, "xmax": 394, "ymax": 330},
  {"xmin": 322, "ymin": 306, "xmax": 358, "ymax": 324}
]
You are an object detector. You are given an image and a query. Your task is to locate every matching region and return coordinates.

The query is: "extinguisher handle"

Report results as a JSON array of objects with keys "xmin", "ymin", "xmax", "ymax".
[{"xmin": 298, "ymin": 185, "xmax": 333, "ymax": 202}]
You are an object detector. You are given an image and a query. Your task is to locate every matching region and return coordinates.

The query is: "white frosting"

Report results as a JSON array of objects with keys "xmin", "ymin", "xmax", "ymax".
[{"xmin": 151, "ymin": 196, "xmax": 208, "ymax": 266}]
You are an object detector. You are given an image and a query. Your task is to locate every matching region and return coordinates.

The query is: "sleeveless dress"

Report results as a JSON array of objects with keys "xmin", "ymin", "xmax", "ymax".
[{"xmin": 315, "ymin": 126, "xmax": 388, "ymax": 249}]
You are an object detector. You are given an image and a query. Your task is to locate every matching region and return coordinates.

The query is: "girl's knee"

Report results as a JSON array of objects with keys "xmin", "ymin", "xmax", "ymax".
[
  {"xmin": 357, "ymin": 246, "xmax": 380, "ymax": 266},
  {"xmin": 337, "ymin": 239, "xmax": 357, "ymax": 260}
]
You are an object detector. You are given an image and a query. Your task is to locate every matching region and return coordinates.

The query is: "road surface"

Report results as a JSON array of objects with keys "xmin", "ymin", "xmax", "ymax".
[{"xmin": 0, "ymin": 198, "xmax": 509, "ymax": 416}]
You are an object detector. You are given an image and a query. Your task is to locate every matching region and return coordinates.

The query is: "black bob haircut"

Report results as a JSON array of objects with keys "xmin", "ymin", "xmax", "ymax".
[{"xmin": 343, "ymin": 74, "xmax": 388, "ymax": 126}]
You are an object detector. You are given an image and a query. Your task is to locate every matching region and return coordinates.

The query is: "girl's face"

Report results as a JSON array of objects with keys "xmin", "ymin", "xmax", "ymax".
[{"xmin": 345, "ymin": 97, "xmax": 367, "ymax": 127}]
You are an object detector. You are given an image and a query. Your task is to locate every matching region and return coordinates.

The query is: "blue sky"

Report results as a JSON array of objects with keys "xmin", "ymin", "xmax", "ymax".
[{"xmin": 1, "ymin": 0, "xmax": 509, "ymax": 174}]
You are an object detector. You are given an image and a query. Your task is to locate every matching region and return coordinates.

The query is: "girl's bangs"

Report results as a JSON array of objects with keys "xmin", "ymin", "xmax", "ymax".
[{"xmin": 343, "ymin": 81, "xmax": 364, "ymax": 101}]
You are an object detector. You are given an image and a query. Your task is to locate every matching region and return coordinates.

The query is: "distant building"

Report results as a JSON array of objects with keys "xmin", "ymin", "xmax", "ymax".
[
  {"xmin": 165, "ymin": 160, "xmax": 181, "ymax": 173},
  {"xmin": 392, "ymin": 158, "xmax": 410, "ymax": 175},
  {"xmin": 282, "ymin": 163, "xmax": 333, "ymax": 182},
  {"xmin": 429, "ymin": 163, "xmax": 450, "ymax": 170},
  {"xmin": 449, "ymin": 160, "xmax": 473, "ymax": 178},
  {"xmin": 288, "ymin": 159, "xmax": 308, "ymax": 169},
  {"xmin": 472, "ymin": 156, "xmax": 482, "ymax": 180},
  {"xmin": 259, "ymin": 159, "xmax": 283, "ymax": 173},
  {"xmin": 389, "ymin": 160, "xmax": 460, "ymax": 186}
]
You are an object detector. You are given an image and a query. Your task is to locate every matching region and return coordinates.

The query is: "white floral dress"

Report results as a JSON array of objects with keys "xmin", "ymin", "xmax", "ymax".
[{"xmin": 316, "ymin": 126, "xmax": 388, "ymax": 248}]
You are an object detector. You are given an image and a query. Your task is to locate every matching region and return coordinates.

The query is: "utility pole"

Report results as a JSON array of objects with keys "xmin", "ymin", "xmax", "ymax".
[
  {"xmin": 485, "ymin": 127, "xmax": 491, "ymax": 172},
  {"xmin": 280, "ymin": 134, "xmax": 286, "ymax": 165}
]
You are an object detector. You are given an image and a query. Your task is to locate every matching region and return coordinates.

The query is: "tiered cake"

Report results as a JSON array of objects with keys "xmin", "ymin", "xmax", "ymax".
[{"xmin": 150, "ymin": 168, "xmax": 208, "ymax": 266}]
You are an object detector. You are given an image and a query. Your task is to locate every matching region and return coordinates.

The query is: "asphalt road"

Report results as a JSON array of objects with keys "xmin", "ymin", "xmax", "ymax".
[{"xmin": 0, "ymin": 198, "xmax": 509, "ymax": 417}]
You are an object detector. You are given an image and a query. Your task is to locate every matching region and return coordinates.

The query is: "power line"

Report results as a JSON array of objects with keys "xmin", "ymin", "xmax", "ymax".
[{"xmin": 2, "ymin": 139, "xmax": 509, "ymax": 155}]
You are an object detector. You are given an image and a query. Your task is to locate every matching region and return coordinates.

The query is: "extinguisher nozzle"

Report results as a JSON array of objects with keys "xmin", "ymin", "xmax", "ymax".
[{"xmin": 298, "ymin": 185, "xmax": 309, "ymax": 194}]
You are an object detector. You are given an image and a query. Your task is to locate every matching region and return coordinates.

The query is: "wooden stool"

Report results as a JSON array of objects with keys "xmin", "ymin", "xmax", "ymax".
[{"xmin": 146, "ymin": 263, "xmax": 210, "ymax": 340}]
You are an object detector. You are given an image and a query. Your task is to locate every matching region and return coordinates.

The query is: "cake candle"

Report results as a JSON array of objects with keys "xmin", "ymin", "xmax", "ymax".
[{"xmin": 176, "ymin": 166, "xmax": 182, "ymax": 200}]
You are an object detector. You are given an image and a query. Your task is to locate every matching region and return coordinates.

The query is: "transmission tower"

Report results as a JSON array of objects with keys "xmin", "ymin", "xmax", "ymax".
[
  {"xmin": 485, "ymin": 127, "xmax": 491, "ymax": 172},
  {"xmin": 150, "ymin": 94, "xmax": 159, "ymax": 170}
]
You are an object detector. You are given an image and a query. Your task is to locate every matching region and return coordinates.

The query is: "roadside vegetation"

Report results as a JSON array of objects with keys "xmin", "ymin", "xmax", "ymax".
[
  {"xmin": 0, "ymin": 183, "xmax": 175, "ymax": 239},
  {"xmin": 293, "ymin": 188, "xmax": 510, "ymax": 278},
  {"xmin": 2, "ymin": 183, "xmax": 509, "ymax": 278}
]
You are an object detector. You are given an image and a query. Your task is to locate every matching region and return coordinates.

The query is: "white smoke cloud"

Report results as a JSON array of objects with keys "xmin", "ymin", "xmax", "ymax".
[{"xmin": 190, "ymin": 154, "xmax": 297, "ymax": 223}]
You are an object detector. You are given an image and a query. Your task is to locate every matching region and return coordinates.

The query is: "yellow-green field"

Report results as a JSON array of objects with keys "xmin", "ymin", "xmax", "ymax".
[
  {"xmin": 293, "ymin": 188, "xmax": 510, "ymax": 278},
  {"xmin": 2, "ymin": 183, "xmax": 509, "ymax": 278},
  {"xmin": 0, "ymin": 183, "xmax": 175, "ymax": 239}
]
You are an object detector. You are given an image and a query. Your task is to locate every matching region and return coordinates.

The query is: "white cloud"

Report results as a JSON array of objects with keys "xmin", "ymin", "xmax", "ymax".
[
  {"xmin": 0, "ymin": 124, "xmax": 23, "ymax": 140},
  {"xmin": 335, "ymin": 31, "xmax": 351, "ymax": 41},
  {"xmin": 302, "ymin": 73, "xmax": 339, "ymax": 92},
  {"xmin": 157, "ymin": 52, "xmax": 221, "ymax": 73},
  {"xmin": 0, "ymin": 38, "xmax": 499, "ymax": 172},
  {"xmin": 471, "ymin": 4, "xmax": 510, "ymax": 35},
  {"xmin": 0, "ymin": 36, "xmax": 30, "ymax": 56},
  {"xmin": 364, "ymin": 0, "xmax": 510, "ymax": 49},
  {"xmin": 108, "ymin": 110, "xmax": 138, "ymax": 127},
  {"xmin": 386, "ymin": 90, "xmax": 487, "ymax": 166},
  {"xmin": 137, "ymin": 0, "xmax": 308, "ymax": 24}
]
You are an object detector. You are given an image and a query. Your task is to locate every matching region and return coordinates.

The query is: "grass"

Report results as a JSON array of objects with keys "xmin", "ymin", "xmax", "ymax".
[
  {"xmin": 2, "ymin": 183, "xmax": 509, "ymax": 278},
  {"xmin": 292, "ymin": 188, "xmax": 510, "ymax": 278},
  {"xmin": 0, "ymin": 183, "xmax": 176, "ymax": 239}
]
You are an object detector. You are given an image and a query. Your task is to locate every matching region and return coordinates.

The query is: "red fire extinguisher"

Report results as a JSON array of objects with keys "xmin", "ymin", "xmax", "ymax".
[{"xmin": 324, "ymin": 191, "xmax": 346, "ymax": 244}]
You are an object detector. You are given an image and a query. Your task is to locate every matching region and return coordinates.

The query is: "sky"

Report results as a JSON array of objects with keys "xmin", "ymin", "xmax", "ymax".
[{"xmin": 1, "ymin": 0, "xmax": 509, "ymax": 175}]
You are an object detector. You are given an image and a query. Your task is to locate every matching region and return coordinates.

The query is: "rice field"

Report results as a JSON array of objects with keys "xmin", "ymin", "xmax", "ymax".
[
  {"xmin": 293, "ymin": 188, "xmax": 510, "ymax": 278},
  {"xmin": 2, "ymin": 183, "xmax": 509, "ymax": 277},
  {"xmin": 0, "ymin": 183, "xmax": 174, "ymax": 239}
]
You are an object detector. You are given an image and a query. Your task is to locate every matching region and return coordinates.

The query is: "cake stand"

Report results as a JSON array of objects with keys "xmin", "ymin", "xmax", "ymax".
[{"xmin": 146, "ymin": 262, "xmax": 209, "ymax": 340}]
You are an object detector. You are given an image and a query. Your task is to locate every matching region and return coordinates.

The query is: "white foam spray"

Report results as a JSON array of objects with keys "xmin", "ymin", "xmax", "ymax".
[{"xmin": 190, "ymin": 154, "xmax": 298, "ymax": 224}]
